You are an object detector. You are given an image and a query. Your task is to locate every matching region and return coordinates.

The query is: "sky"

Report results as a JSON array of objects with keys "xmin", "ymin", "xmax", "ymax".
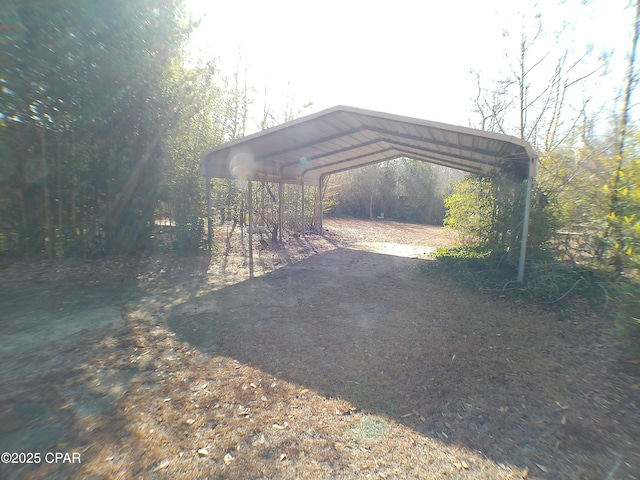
[{"xmin": 186, "ymin": 0, "xmax": 635, "ymax": 135}]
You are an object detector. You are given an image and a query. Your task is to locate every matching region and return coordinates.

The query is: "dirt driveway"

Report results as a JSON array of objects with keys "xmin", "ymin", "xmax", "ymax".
[{"xmin": 0, "ymin": 219, "xmax": 638, "ymax": 479}]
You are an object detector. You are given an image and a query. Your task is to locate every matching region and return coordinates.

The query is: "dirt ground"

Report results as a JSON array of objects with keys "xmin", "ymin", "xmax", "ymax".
[{"xmin": 0, "ymin": 218, "xmax": 638, "ymax": 480}]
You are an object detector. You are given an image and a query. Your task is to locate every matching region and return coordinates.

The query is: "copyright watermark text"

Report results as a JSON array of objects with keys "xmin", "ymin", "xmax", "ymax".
[{"xmin": 1, "ymin": 452, "xmax": 81, "ymax": 464}]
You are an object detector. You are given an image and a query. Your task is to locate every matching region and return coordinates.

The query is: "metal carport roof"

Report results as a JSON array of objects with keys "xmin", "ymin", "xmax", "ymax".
[
  {"xmin": 200, "ymin": 105, "xmax": 537, "ymax": 186},
  {"xmin": 200, "ymin": 105, "xmax": 538, "ymax": 282}
]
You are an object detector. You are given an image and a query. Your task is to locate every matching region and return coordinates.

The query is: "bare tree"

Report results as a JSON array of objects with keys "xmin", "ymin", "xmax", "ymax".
[
  {"xmin": 221, "ymin": 67, "xmax": 252, "ymax": 141},
  {"xmin": 472, "ymin": 13, "xmax": 604, "ymax": 151},
  {"xmin": 471, "ymin": 70, "xmax": 513, "ymax": 134}
]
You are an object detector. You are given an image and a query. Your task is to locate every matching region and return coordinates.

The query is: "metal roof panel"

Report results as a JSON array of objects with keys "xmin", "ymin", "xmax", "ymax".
[{"xmin": 201, "ymin": 105, "xmax": 537, "ymax": 186}]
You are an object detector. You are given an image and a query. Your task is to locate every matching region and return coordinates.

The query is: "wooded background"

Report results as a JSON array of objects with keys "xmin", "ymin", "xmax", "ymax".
[{"xmin": 0, "ymin": 0, "xmax": 638, "ymax": 279}]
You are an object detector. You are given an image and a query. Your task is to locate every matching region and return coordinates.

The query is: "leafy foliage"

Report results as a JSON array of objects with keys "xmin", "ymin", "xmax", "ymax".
[
  {"xmin": 0, "ymin": 0, "xmax": 197, "ymax": 258},
  {"xmin": 443, "ymin": 175, "xmax": 558, "ymax": 266},
  {"xmin": 430, "ymin": 245, "xmax": 610, "ymax": 308},
  {"xmin": 611, "ymin": 281, "xmax": 640, "ymax": 358},
  {"xmin": 437, "ymin": 1, "xmax": 640, "ymax": 357},
  {"xmin": 442, "ymin": 178, "xmax": 496, "ymax": 245},
  {"xmin": 172, "ymin": 215, "xmax": 205, "ymax": 254},
  {"xmin": 535, "ymin": 134, "xmax": 640, "ymax": 275},
  {"xmin": 328, "ymin": 159, "xmax": 449, "ymax": 224},
  {"xmin": 601, "ymin": 154, "xmax": 640, "ymax": 272}
]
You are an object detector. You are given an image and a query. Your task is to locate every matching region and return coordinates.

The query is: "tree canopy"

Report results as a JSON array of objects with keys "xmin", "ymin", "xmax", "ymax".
[
  {"xmin": 0, "ymin": 0, "xmax": 638, "ymax": 278},
  {"xmin": 1, "ymin": 0, "xmax": 197, "ymax": 256}
]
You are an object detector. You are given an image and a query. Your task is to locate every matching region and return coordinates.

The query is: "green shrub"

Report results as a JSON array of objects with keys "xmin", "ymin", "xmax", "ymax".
[
  {"xmin": 443, "ymin": 175, "xmax": 558, "ymax": 266},
  {"xmin": 427, "ymin": 244, "xmax": 518, "ymax": 290},
  {"xmin": 173, "ymin": 215, "xmax": 204, "ymax": 254},
  {"xmin": 430, "ymin": 244, "xmax": 608, "ymax": 306},
  {"xmin": 0, "ymin": 233, "xmax": 7, "ymax": 254},
  {"xmin": 611, "ymin": 282, "xmax": 640, "ymax": 359}
]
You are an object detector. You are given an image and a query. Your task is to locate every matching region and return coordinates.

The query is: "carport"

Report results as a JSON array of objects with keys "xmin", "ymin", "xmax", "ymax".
[{"xmin": 200, "ymin": 105, "xmax": 538, "ymax": 281}]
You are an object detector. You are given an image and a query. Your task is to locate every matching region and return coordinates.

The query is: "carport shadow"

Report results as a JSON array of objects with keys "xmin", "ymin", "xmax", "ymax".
[
  {"xmin": 167, "ymin": 247, "xmax": 627, "ymax": 477},
  {"xmin": 0, "ymin": 253, "xmax": 214, "ymax": 465}
]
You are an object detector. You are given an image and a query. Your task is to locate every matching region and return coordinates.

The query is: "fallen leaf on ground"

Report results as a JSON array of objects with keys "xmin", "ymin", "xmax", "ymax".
[
  {"xmin": 197, "ymin": 448, "xmax": 208, "ymax": 457},
  {"xmin": 153, "ymin": 459, "xmax": 170, "ymax": 471},
  {"xmin": 536, "ymin": 463, "xmax": 548, "ymax": 473}
]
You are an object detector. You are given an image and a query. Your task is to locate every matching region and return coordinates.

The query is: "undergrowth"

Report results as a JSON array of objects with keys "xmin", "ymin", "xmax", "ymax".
[
  {"xmin": 424, "ymin": 244, "xmax": 640, "ymax": 359},
  {"xmin": 610, "ymin": 281, "xmax": 640, "ymax": 359},
  {"xmin": 425, "ymin": 244, "xmax": 606, "ymax": 303}
]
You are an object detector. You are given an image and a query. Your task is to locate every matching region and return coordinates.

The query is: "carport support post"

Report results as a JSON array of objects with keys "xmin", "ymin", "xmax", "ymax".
[
  {"xmin": 301, "ymin": 180, "xmax": 305, "ymax": 237},
  {"xmin": 206, "ymin": 174, "xmax": 212, "ymax": 251},
  {"xmin": 517, "ymin": 159, "xmax": 534, "ymax": 283},
  {"xmin": 248, "ymin": 180, "xmax": 254, "ymax": 278},
  {"xmin": 319, "ymin": 175, "xmax": 325, "ymax": 234},
  {"xmin": 278, "ymin": 181, "xmax": 284, "ymax": 242}
]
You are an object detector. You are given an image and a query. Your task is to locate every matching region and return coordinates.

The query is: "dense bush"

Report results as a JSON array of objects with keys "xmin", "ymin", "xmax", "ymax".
[
  {"xmin": 611, "ymin": 282, "xmax": 640, "ymax": 358},
  {"xmin": 327, "ymin": 159, "xmax": 450, "ymax": 225},
  {"xmin": 443, "ymin": 175, "xmax": 558, "ymax": 266},
  {"xmin": 172, "ymin": 215, "xmax": 205, "ymax": 255},
  {"xmin": 430, "ymin": 244, "xmax": 611, "ymax": 307}
]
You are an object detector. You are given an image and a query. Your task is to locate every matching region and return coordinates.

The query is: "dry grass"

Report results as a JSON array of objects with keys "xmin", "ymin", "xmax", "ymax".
[{"xmin": 1, "ymin": 218, "xmax": 638, "ymax": 479}]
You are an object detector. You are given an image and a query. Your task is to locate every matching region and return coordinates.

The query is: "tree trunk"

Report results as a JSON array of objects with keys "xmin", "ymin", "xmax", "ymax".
[
  {"xmin": 607, "ymin": 0, "xmax": 639, "ymax": 272},
  {"xmin": 71, "ymin": 131, "xmax": 77, "ymax": 246},
  {"xmin": 56, "ymin": 132, "xmax": 63, "ymax": 253},
  {"xmin": 369, "ymin": 189, "xmax": 374, "ymax": 220},
  {"xmin": 40, "ymin": 125, "xmax": 54, "ymax": 258},
  {"xmin": 369, "ymin": 167, "xmax": 375, "ymax": 220}
]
